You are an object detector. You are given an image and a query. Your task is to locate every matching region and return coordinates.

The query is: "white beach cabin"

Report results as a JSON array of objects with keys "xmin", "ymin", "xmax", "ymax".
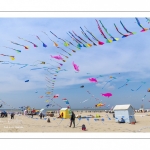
[{"xmin": 113, "ymin": 104, "xmax": 136, "ymax": 123}]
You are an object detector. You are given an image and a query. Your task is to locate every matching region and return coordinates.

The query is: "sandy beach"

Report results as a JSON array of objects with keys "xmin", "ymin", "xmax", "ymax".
[{"xmin": 0, "ymin": 111, "xmax": 150, "ymax": 132}]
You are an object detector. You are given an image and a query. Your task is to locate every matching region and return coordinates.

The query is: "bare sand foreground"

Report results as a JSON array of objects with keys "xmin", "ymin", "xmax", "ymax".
[{"xmin": 0, "ymin": 111, "xmax": 150, "ymax": 132}]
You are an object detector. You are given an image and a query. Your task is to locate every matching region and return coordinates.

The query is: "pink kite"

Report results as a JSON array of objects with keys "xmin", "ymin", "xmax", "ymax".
[
  {"xmin": 89, "ymin": 78, "xmax": 98, "ymax": 83},
  {"xmin": 101, "ymin": 93, "xmax": 112, "ymax": 98},
  {"xmin": 72, "ymin": 61, "xmax": 79, "ymax": 71},
  {"xmin": 51, "ymin": 55, "xmax": 63, "ymax": 60},
  {"xmin": 53, "ymin": 94, "xmax": 59, "ymax": 98}
]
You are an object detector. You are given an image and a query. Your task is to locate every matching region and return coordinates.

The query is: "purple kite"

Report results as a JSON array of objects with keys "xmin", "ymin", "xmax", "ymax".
[
  {"xmin": 72, "ymin": 62, "xmax": 79, "ymax": 72},
  {"xmin": 89, "ymin": 78, "xmax": 98, "ymax": 83},
  {"xmin": 101, "ymin": 93, "xmax": 112, "ymax": 98}
]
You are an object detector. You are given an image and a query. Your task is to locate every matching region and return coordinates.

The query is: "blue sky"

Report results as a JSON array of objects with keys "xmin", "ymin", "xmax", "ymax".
[{"xmin": 0, "ymin": 17, "xmax": 150, "ymax": 110}]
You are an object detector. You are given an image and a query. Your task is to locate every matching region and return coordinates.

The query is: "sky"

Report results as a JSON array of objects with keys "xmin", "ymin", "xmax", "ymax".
[{"xmin": 0, "ymin": 17, "xmax": 150, "ymax": 110}]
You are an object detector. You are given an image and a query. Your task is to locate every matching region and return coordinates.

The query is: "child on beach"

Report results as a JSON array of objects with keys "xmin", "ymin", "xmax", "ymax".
[{"xmin": 82, "ymin": 124, "xmax": 86, "ymax": 131}]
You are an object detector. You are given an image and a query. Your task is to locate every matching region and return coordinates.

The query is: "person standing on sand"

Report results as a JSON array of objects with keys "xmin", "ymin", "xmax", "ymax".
[
  {"xmin": 40, "ymin": 112, "xmax": 43, "ymax": 119},
  {"xmin": 69, "ymin": 111, "xmax": 75, "ymax": 128},
  {"xmin": 11, "ymin": 112, "xmax": 14, "ymax": 119}
]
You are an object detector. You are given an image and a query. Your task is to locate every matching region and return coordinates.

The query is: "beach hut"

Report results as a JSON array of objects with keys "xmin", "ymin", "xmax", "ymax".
[
  {"xmin": 113, "ymin": 104, "xmax": 136, "ymax": 123},
  {"xmin": 59, "ymin": 108, "xmax": 70, "ymax": 119}
]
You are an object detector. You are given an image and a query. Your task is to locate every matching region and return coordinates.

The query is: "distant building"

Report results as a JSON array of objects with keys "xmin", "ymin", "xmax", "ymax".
[{"xmin": 113, "ymin": 104, "xmax": 136, "ymax": 123}]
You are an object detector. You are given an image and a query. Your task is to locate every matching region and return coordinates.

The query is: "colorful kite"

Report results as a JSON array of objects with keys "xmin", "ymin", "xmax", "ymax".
[
  {"xmin": 4, "ymin": 46, "xmax": 21, "ymax": 53},
  {"xmin": 0, "ymin": 54, "xmax": 15, "ymax": 60},
  {"xmin": 57, "ymin": 40, "xmax": 76, "ymax": 52},
  {"xmin": 101, "ymin": 93, "xmax": 112, "ymax": 98},
  {"xmin": 46, "ymin": 104, "xmax": 52, "ymax": 108},
  {"xmin": 72, "ymin": 61, "xmax": 79, "ymax": 72},
  {"xmin": 53, "ymin": 94, "xmax": 59, "ymax": 98},
  {"xmin": 72, "ymin": 31, "xmax": 92, "ymax": 47},
  {"xmin": 31, "ymin": 35, "xmax": 47, "ymax": 47},
  {"xmin": 84, "ymin": 26, "xmax": 104, "ymax": 45},
  {"xmin": 80, "ymin": 27, "xmax": 97, "ymax": 46},
  {"xmin": 147, "ymin": 88, "xmax": 150, "ymax": 92},
  {"xmin": 67, "ymin": 32, "xmax": 82, "ymax": 49},
  {"xmin": 42, "ymin": 31, "xmax": 59, "ymax": 47},
  {"xmin": 50, "ymin": 31, "xmax": 68, "ymax": 46},
  {"xmin": 63, "ymin": 99, "xmax": 70, "ymax": 105},
  {"xmin": 114, "ymin": 24, "xmax": 130, "ymax": 38},
  {"xmin": 95, "ymin": 103, "xmax": 105, "ymax": 107},
  {"xmin": 10, "ymin": 41, "xmax": 29, "ymax": 49},
  {"xmin": 99, "ymin": 20, "xmax": 119, "ymax": 41},
  {"xmin": 135, "ymin": 17, "xmax": 149, "ymax": 32},
  {"xmin": 18, "ymin": 37, "xmax": 38, "ymax": 47},
  {"xmin": 57, "ymin": 47, "xmax": 71, "ymax": 56},
  {"xmin": 120, "ymin": 21, "xmax": 136, "ymax": 35},
  {"xmin": 65, "ymin": 39, "xmax": 78, "ymax": 48},
  {"xmin": 69, "ymin": 32, "xmax": 87, "ymax": 48},
  {"xmin": 95, "ymin": 19, "xmax": 112, "ymax": 43}
]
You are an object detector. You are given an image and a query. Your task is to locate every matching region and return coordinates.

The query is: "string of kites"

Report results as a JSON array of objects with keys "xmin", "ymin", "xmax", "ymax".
[
  {"xmin": 1, "ymin": 17, "xmax": 150, "ymax": 109},
  {"xmin": 1, "ymin": 17, "xmax": 150, "ymax": 62}
]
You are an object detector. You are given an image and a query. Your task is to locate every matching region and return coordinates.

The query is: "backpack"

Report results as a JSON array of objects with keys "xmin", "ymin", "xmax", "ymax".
[{"xmin": 82, "ymin": 124, "xmax": 86, "ymax": 130}]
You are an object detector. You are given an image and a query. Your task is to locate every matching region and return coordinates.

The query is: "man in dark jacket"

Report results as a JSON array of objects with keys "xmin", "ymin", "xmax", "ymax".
[{"xmin": 69, "ymin": 111, "xmax": 75, "ymax": 128}]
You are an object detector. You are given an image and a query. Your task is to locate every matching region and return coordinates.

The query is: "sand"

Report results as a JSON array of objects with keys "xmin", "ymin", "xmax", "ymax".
[{"xmin": 0, "ymin": 111, "xmax": 150, "ymax": 132}]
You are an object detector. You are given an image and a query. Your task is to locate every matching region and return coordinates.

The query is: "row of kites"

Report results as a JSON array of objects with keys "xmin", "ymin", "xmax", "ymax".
[{"xmin": 1, "ymin": 17, "xmax": 150, "ymax": 110}]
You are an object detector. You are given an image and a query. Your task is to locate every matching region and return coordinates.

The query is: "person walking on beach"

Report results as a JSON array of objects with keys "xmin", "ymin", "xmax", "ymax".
[
  {"xmin": 40, "ymin": 112, "xmax": 43, "ymax": 119},
  {"xmin": 11, "ymin": 112, "xmax": 15, "ymax": 119},
  {"xmin": 69, "ymin": 111, "xmax": 75, "ymax": 128}
]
